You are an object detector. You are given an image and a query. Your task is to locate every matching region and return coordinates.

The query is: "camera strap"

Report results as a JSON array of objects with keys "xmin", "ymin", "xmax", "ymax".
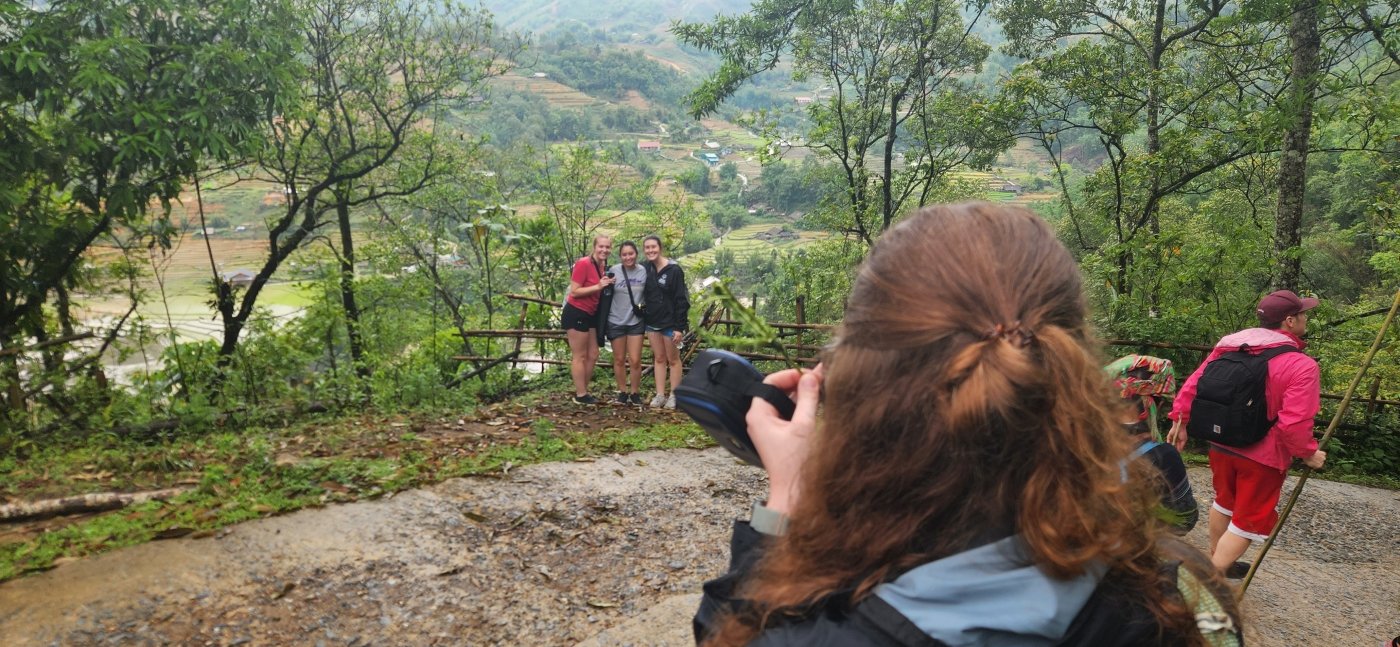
[
  {"xmin": 623, "ymin": 266, "xmax": 640, "ymax": 311},
  {"xmin": 745, "ymin": 381, "xmax": 797, "ymax": 420}
]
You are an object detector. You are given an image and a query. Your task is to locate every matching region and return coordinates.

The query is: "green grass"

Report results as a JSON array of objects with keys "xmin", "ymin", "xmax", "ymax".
[{"xmin": 0, "ymin": 410, "xmax": 712, "ymax": 581}]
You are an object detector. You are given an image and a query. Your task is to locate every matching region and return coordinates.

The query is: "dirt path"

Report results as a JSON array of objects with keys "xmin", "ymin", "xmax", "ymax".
[{"xmin": 1, "ymin": 449, "xmax": 1396, "ymax": 646}]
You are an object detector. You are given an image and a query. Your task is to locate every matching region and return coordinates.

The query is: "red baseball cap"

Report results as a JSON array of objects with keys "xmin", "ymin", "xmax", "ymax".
[{"xmin": 1256, "ymin": 290, "xmax": 1319, "ymax": 325}]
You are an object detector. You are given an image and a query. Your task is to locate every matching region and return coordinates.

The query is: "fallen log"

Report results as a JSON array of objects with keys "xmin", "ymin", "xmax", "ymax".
[{"xmin": 0, "ymin": 487, "xmax": 190, "ymax": 523}]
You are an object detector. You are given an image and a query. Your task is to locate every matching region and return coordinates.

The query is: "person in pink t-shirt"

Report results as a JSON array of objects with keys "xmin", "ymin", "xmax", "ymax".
[
  {"xmin": 1167, "ymin": 290, "xmax": 1328, "ymax": 575},
  {"xmin": 563, "ymin": 235, "xmax": 614, "ymax": 404}
]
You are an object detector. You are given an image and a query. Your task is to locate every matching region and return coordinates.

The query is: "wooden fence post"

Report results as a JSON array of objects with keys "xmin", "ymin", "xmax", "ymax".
[
  {"xmin": 512, "ymin": 303, "xmax": 528, "ymax": 371},
  {"xmin": 795, "ymin": 295, "xmax": 807, "ymax": 350},
  {"xmin": 4, "ymin": 358, "xmax": 22, "ymax": 413},
  {"xmin": 1364, "ymin": 375, "xmax": 1382, "ymax": 426}
]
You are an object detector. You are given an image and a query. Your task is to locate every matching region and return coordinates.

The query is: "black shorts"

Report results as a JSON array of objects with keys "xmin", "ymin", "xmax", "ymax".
[{"xmin": 561, "ymin": 302, "xmax": 596, "ymax": 333}]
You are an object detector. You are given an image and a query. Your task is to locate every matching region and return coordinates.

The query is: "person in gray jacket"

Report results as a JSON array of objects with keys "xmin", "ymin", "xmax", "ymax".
[
  {"xmin": 607, "ymin": 241, "xmax": 648, "ymax": 405},
  {"xmin": 695, "ymin": 203, "xmax": 1240, "ymax": 647}
]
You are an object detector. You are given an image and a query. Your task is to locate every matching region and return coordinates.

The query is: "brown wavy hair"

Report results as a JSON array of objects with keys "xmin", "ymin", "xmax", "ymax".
[{"xmin": 707, "ymin": 203, "xmax": 1237, "ymax": 645}]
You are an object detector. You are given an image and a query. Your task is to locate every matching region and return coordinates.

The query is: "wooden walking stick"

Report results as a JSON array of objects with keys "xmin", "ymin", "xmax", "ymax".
[{"xmin": 1239, "ymin": 287, "xmax": 1400, "ymax": 595}]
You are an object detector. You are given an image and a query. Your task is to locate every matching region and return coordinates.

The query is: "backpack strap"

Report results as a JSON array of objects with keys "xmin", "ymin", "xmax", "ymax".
[
  {"xmin": 1131, "ymin": 440, "xmax": 1161, "ymax": 460},
  {"xmin": 1253, "ymin": 345, "xmax": 1300, "ymax": 361},
  {"xmin": 1175, "ymin": 565, "xmax": 1242, "ymax": 647}
]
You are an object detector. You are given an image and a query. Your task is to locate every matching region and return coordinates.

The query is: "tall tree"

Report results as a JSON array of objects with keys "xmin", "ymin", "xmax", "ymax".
[
  {"xmin": 1273, "ymin": 0, "xmax": 1400, "ymax": 290},
  {"xmin": 212, "ymin": 0, "xmax": 508, "ymax": 387},
  {"xmin": 0, "ymin": 0, "xmax": 299, "ymax": 410},
  {"xmin": 1274, "ymin": 0, "xmax": 1322, "ymax": 291},
  {"xmin": 676, "ymin": 0, "xmax": 1015, "ymax": 245},
  {"xmin": 533, "ymin": 144, "xmax": 654, "ymax": 270},
  {"xmin": 996, "ymin": 0, "xmax": 1289, "ymax": 300}
]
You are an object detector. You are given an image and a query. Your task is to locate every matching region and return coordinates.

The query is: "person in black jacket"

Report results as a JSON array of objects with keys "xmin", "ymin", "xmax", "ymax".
[
  {"xmin": 694, "ymin": 203, "xmax": 1241, "ymax": 647},
  {"xmin": 642, "ymin": 235, "xmax": 689, "ymax": 409}
]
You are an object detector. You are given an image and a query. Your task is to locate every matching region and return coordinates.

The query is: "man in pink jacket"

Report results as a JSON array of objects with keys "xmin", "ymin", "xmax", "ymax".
[{"xmin": 1166, "ymin": 290, "xmax": 1328, "ymax": 574}]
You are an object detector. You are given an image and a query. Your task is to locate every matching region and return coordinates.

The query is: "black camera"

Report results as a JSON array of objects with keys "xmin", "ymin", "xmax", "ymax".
[
  {"xmin": 674, "ymin": 350, "xmax": 796, "ymax": 467},
  {"xmin": 605, "ymin": 271, "xmax": 615, "ymax": 278}
]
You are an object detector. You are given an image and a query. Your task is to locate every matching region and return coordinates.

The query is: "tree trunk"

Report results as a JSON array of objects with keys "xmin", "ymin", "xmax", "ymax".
[
  {"xmin": 335, "ymin": 194, "xmax": 370, "ymax": 389},
  {"xmin": 1274, "ymin": 0, "xmax": 1320, "ymax": 291},
  {"xmin": 881, "ymin": 92, "xmax": 899, "ymax": 234}
]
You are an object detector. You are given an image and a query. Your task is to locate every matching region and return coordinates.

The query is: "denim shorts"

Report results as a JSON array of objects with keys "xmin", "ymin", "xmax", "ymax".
[{"xmin": 646, "ymin": 326, "xmax": 675, "ymax": 338}]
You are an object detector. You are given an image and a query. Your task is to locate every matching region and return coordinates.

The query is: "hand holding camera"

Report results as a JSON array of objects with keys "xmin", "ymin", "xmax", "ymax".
[
  {"xmin": 746, "ymin": 365, "xmax": 822, "ymax": 515},
  {"xmin": 673, "ymin": 351, "xmax": 822, "ymax": 515},
  {"xmin": 600, "ymin": 271, "xmax": 616, "ymax": 287}
]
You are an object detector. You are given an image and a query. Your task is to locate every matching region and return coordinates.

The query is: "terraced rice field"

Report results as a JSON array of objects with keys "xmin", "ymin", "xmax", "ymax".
[
  {"xmin": 494, "ymin": 73, "xmax": 603, "ymax": 108},
  {"xmin": 680, "ymin": 222, "xmax": 829, "ymax": 267},
  {"xmin": 1000, "ymin": 138, "xmax": 1052, "ymax": 168},
  {"xmin": 698, "ymin": 118, "xmax": 764, "ymax": 148},
  {"xmin": 79, "ymin": 284, "xmax": 312, "ymax": 343},
  {"xmin": 87, "ymin": 237, "xmax": 271, "ymax": 295}
]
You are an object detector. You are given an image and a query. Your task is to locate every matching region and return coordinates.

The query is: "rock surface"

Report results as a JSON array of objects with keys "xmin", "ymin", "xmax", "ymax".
[{"xmin": 0, "ymin": 448, "xmax": 1395, "ymax": 646}]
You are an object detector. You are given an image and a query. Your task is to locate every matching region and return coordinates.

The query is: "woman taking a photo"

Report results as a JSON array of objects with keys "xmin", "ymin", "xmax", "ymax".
[
  {"xmin": 607, "ymin": 241, "xmax": 648, "ymax": 405},
  {"xmin": 642, "ymin": 235, "xmax": 689, "ymax": 409},
  {"xmin": 695, "ymin": 204, "xmax": 1240, "ymax": 646},
  {"xmin": 563, "ymin": 235, "xmax": 613, "ymax": 405}
]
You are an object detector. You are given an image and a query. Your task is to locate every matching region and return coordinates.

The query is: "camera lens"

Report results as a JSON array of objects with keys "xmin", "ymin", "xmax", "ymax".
[{"xmin": 606, "ymin": 271, "xmax": 615, "ymax": 278}]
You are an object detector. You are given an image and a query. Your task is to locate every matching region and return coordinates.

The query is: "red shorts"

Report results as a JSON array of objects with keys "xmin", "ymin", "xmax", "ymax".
[{"xmin": 1209, "ymin": 448, "xmax": 1287, "ymax": 541}]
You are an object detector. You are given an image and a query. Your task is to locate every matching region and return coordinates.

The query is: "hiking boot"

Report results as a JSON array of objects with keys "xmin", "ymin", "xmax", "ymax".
[
  {"xmin": 1224, "ymin": 561, "xmax": 1251, "ymax": 579},
  {"xmin": 572, "ymin": 394, "xmax": 598, "ymax": 405},
  {"xmin": 629, "ymin": 392, "xmax": 645, "ymax": 405},
  {"xmin": 649, "ymin": 393, "xmax": 666, "ymax": 408},
  {"xmin": 615, "ymin": 391, "xmax": 629, "ymax": 404},
  {"xmin": 664, "ymin": 394, "xmax": 677, "ymax": 410}
]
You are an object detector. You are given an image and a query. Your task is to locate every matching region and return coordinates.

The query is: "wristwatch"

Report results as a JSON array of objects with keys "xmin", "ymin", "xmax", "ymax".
[{"xmin": 749, "ymin": 500, "xmax": 790, "ymax": 537}]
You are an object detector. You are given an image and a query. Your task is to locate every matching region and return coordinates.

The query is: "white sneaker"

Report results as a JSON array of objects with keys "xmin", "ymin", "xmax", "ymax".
[
  {"xmin": 650, "ymin": 393, "xmax": 667, "ymax": 408},
  {"xmin": 664, "ymin": 394, "xmax": 677, "ymax": 409}
]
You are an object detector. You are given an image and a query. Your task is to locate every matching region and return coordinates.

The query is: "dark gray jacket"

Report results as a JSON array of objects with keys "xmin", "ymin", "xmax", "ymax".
[
  {"xmin": 643, "ymin": 260, "xmax": 690, "ymax": 331},
  {"xmin": 694, "ymin": 521, "xmax": 1239, "ymax": 646}
]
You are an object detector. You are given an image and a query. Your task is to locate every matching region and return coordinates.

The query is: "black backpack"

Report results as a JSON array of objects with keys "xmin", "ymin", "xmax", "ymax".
[{"xmin": 1186, "ymin": 345, "xmax": 1299, "ymax": 447}]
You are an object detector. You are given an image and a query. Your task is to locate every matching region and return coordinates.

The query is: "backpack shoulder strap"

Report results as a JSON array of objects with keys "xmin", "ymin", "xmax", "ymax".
[
  {"xmin": 1256, "ymin": 345, "xmax": 1300, "ymax": 361},
  {"xmin": 1131, "ymin": 440, "xmax": 1161, "ymax": 460},
  {"xmin": 1174, "ymin": 564, "xmax": 1242, "ymax": 647}
]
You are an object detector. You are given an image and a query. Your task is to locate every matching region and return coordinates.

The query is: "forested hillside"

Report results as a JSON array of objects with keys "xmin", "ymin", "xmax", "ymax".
[{"xmin": 1, "ymin": 0, "xmax": 1398, "ymax": 580}]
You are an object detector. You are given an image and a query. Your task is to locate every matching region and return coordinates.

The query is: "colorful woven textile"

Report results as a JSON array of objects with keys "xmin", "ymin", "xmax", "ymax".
[{"xmin": 1105, "ymin": 354, "xmax": 1176, "ymax": 397}]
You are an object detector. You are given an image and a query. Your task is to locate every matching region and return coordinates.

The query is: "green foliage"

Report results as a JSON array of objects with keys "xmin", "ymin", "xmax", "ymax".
[
  {"xmin": 0, "ymin": 0, "xmax": 299, "ymax": 343},
  {"xmin": 677, "ymin": 164, "xmax": 714, "ymax": 195},
  {"xmin": 754, "ymin": 238, "xmax": 866, "ymax": 325},
  {"xmin": 533, "ymin": 143, "xmax": 656, "ymax": 264},
  {"xmin": 0, "ymin": 412, "xmax": 712, "ymax": 580},
  {"xmin": 698, "ymin": 281, "xmax": 802, "ymax": 368},
  {"xmin": 753, "ymin": 160, "xmax": 823, "ymax": 214},
  {"xmin": 535, "ymin": 40, "xmax": 690, "ymax": 108},
  {"xmin": 678, "ymin": 0, "xmax": 1016, "ymax": 242},
  {"xmin": 718, "ymin": 162, "xmax": 739, "ymax": 182},
  {"xmin": 4, "ymin": 0, "xmax": 1400, "ymax": 488},
  {"xmin": 708, "ymin": 201, "xmax": 750, "ymax": 231},
  {"xmin": 205, "ymin": 0, "xmax": 510, "ymax": 379}
]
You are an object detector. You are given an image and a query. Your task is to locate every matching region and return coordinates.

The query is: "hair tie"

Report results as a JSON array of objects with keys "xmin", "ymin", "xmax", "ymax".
[{"xmin": 983, "ymin": 321, "xmax": 1036, "ymax": 348}]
